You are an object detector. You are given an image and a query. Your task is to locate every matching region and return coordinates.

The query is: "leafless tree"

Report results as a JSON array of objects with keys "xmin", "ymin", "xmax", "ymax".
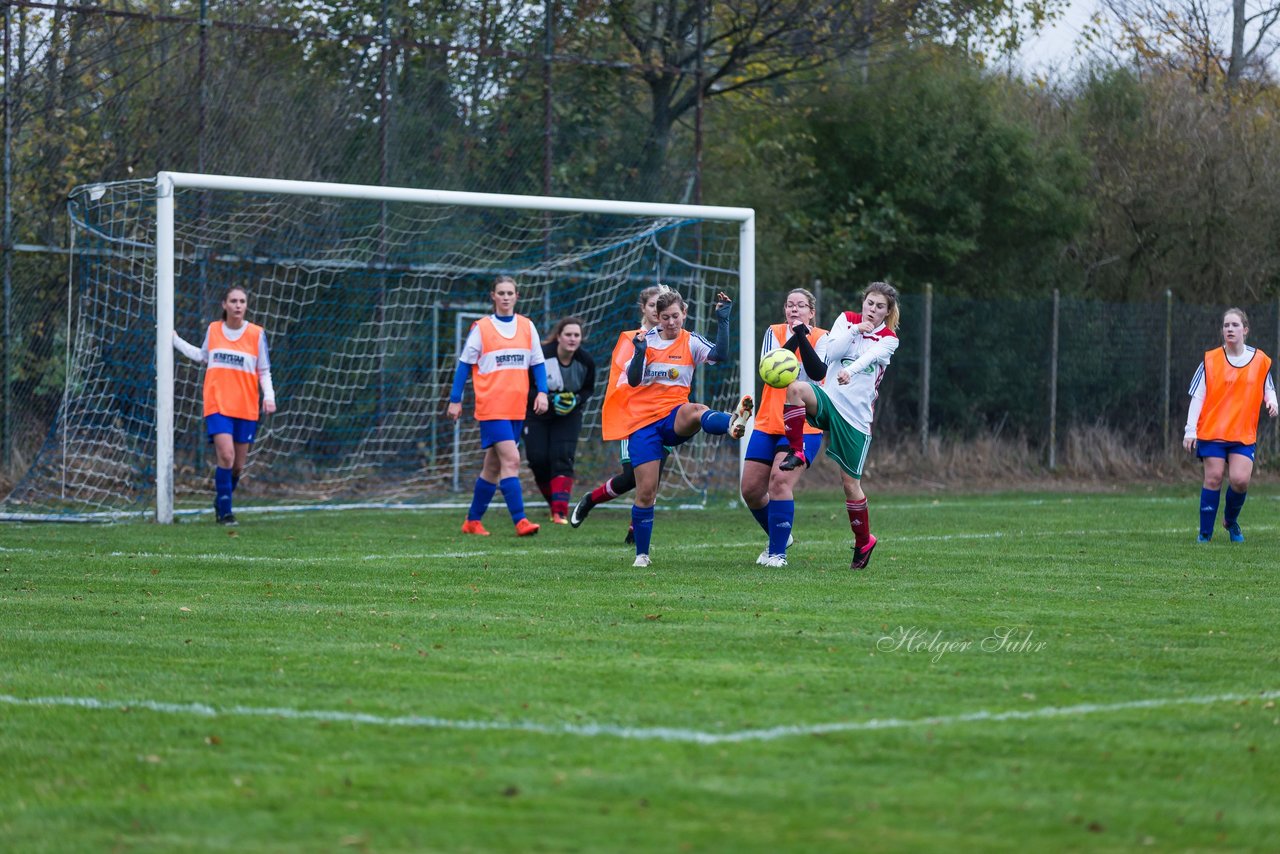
[
  {"xmin": 1099, "ymin": 0, "xmax": 1280, "ymax": 89},
  {"xmin": 603, "ymin": 0, "xmax": 1059, "ymax": 194}
]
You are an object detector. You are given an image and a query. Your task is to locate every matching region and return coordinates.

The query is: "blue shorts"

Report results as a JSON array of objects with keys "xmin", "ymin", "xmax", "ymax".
[
  {"xmin": 618, "ymin": 438, "xmax": 673, "ymax": 465},
  {"xmin": 628, "ymin": 406, "xmax": 693, "ymax": 466},
  {"xmin": 744, "ymin": 430, "xmax": 822, "ymax": 466},
  {"xmin": 479, "ymin": 419, "xmax": 524, "ymax": 449},
  {"xmin": 206, "ymin": 413, "xmax": 257, "ymax": 444},
  {"xmin": 1197, "ymin": 440, "xmax": 1255, "ymax": 461}
]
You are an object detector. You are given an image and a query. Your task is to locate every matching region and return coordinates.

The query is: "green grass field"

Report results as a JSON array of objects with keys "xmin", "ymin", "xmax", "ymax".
[{"xmin": 2, "ymin": 488, "xmax": 1278, "ymax": 851}]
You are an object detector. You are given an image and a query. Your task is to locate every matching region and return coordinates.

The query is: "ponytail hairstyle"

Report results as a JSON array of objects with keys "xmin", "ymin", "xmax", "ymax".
[
  {"xmin": 220, "ymin": 286, "xmax": 248, "ymax": 321},
  {"xmin": 491, "ymin": 274, "xmax": 518, "ymax": 293},
  {"xmin": 637, "ymin": 285, "xmax": 665, "ymax": 316},
  {"xmin": 864, "ymin": 281, "xmax": 900, "ymax": 332}
]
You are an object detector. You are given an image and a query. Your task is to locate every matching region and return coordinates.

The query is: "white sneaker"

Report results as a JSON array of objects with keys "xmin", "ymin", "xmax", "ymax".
[
  {"xmin": 752, "ymin": 530, "xmax": 793, "ymax": 563},
  {"xmin": 728, "ymin": 395, "xmax": 754, "ymax": 439},
  {"xmin": 633, "ymin": 554, "xmax": 651, "ymax": 568},
  {"xmin": 761, "ymin": 554, "xmax": 788, "ymax": 568}
]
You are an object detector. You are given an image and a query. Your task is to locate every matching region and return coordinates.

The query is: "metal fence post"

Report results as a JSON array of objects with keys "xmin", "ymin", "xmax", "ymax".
[
  {"xmin": 2, "ymin": 2, "xmax": 11, "ymax": 472},
  {"xmin": 1048, "ymin": 289, "xmax": 1059, "ymax": 470},
  {"xmin": 919, "ymin": 282, "xmax": 932, "ymax": 455},
  {"xmin": 1163, "ymin": 289, "xmax": 1172, "ymax": 455}
]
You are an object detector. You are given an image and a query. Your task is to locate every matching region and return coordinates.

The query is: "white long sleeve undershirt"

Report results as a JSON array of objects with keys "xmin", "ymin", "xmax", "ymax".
[
  {"xmin": 1183, "ymin": 348, "xmax": 1275, "ymax": 439},
  {"xmin": 174, "ymin": 324, "xmax": 276, "ymax": 404}
]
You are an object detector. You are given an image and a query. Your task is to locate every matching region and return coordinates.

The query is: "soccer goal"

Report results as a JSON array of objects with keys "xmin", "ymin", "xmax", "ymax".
[{"xmin": 3, "ymin": 173, "xmax": 755, "ymax": 522}]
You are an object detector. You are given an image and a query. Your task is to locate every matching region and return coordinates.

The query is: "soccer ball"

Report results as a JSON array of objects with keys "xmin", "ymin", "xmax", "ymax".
[{"xmin": 759, "ymin": 348, "xmax": 800, "ymax": 389}]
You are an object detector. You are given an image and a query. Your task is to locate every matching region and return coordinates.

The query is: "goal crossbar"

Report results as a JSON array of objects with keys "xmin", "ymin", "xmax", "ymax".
[{"xmin": 153, "ymin": 172, "xmax": 756, "ymax": 523}]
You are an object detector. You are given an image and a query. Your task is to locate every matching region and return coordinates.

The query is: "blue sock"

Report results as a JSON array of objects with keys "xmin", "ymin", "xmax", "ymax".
[
  {"xmin": 499, "ymin": 476, "xmax": 527, "ymax": 523},
  {"xmin": 1224, "ymin": 488, "xmax": 1247, "ymax": 526},
  {"xmin": 468, "ymin": 477, "xmax": 498, "ymax": 521},
  {"xmin": 700, "ymin": 410, "xmax": 730, "ymax": 434},
  {"xmin": 768, "ymin": 499, "xmax": 794, "ymax": 556},
  {"xmin": 632, "ymin": 504, "xmax": 655, "ymax": 555},
  {"xmin": 1199, "ymin": 487, "xmax": 1220, "ymax": 538},
  {"xmin": 749, "ymin": 503, "xmax": 770, "ymax": 534},
  {"xmin": 214, "ymin": 467, "xmax": 233, "ymax": 518}
]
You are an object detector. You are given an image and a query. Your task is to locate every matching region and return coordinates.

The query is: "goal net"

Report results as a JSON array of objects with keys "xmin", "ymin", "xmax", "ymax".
[{"xmin": 4, "ymin": 174, "xmax": 754, "ymax": 521}]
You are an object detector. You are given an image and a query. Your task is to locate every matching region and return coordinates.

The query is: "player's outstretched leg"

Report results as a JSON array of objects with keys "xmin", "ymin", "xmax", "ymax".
[
  {"xmin": 728, "ymin": 396, "xmax": 754, "ymax": 439},
  {"xmin": 674, "ymin": 397, "xmax": 753, "ymax": 441},
  {"xmin": 779, "ymin": 383, "xmax": 817, "ymax": 472},
  {"xmin": 572, "ymin": 460, "xmax": 635, "ymax": 528}
]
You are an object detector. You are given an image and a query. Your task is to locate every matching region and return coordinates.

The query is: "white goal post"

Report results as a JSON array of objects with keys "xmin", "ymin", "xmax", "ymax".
[{"xmin": 153, "ymin": 172, "xmax": 756, "ymax": 524}]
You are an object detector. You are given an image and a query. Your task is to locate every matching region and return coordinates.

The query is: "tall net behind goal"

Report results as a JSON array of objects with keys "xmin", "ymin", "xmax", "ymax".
[{"xmin": 4, "ymin": 178, "xmax": 749, "ymax": 519}]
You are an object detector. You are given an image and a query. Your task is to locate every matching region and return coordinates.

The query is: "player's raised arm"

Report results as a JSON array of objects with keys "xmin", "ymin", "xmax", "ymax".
[{"xmin": 707, "ymin": 291, "xmax": 732, "ymax": 363}]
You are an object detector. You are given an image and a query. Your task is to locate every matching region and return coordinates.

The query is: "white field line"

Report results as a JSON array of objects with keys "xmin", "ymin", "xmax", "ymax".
[
  {"xmin": 2, "ymin": 525, "xmax": 1276, "ymax": 564},
  {"xmin": 10, "ymin": 493, "xmax": 1277, "ymax": 524},
  {"xmin": 2, "ymin": 690, "xmax": 1276, "ymax": 744},
  {"xmin": 2, "ymin": 524, "xmax": 1280, "ymax": 563},
  {"xmin": 0, "ymin": 540, "xmax": 766, "ymax": 563}
]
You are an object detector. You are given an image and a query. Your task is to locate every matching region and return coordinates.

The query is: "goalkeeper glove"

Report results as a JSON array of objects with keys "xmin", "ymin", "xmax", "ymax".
[{"xmin": 552, "ymin": 391, "xmax": 578, "ymax": 416}]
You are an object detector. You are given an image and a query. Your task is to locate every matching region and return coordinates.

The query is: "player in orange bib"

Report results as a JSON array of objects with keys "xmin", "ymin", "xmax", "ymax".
[
  {"xmin": 1183, "ymin": 307, "xmax": 1277, "ymax": 543},
  {"xmin": 447, "ymin": 275, "xmax": 549, "ymax": 537},
  {"xmin": 623, "ymin": 288, "xmax": 754, "ymax": 567},
  {"xmin": 570, "ymin": 285, "xmax": 672, "ymax": 540},
  {"xmin": 172, "ymin": 286, "xmax": 277, "ymax": 525},
  {"xmin": 740, "ymin": 288, "xmax": 829, "ymax": 568}
]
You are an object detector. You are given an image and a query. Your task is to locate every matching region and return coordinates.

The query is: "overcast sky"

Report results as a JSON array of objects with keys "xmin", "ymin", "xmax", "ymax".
[{"xmin": 1016, "ymin": 1, "xmax": 1098, "ymax": 74}]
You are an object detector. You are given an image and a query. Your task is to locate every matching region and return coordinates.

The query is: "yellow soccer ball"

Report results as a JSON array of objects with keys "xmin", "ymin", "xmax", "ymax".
[{"xmin": 759, "ymin": 348, "xmax": 800, "ymax": 389}]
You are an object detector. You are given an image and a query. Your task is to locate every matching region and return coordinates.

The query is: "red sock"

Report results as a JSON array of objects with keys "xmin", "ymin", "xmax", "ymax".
[
  {"xmin": 536, "ymin": 479, "xmax": 553, "ymax": 505},
  {"xmin": 590, "ymin": 479, "xmax": 617, "ymax": 504},
  {"xmin": 782, "ymin": 405, "xmax": 807, "ymax": 461},
  {"xmin": 846, "ymin": 499, "xmax": 869, "ymax": 550},
  {"xmin": 550, "ymin": 476, "xmax": 573, "ymax": 517}
]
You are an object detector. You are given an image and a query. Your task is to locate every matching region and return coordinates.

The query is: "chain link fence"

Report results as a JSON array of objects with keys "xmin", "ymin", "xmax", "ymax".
[
  {"xmin": 876, "ymin": 289, "xmax": 1280, "ymax": 465},
  {"xmin": 3, "ymin": 2, "xmax": 1278, "ymax": 497}
]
